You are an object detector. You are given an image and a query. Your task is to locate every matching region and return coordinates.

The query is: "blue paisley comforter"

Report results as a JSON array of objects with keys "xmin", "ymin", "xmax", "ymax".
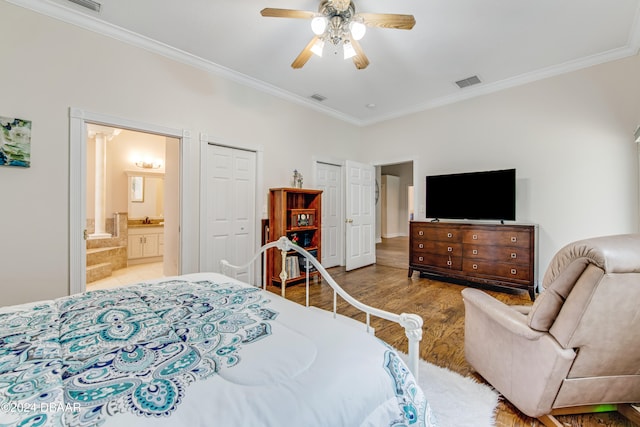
[{"xmin": 0, "ymin": 273, "xmax": 435, "ymax": 427}]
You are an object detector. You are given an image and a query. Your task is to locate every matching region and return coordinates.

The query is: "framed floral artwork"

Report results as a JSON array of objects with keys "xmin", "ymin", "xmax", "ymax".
[{"xmin": 0, "ymin": 116, "xmax": 32, "ymax": 168}]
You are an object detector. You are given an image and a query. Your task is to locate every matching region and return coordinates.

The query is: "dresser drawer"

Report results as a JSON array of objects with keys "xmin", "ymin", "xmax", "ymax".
[
  {"xmin": 463, "ymin": 260, "xmax": 530, "ymax": 281},
  {"xmin": 412, "ymin": 252, "xmax": 462, "ymax": 270},
  {"xmin": 463, "ymin": 244, "xmax": 530, "ymax": 264},
  {"xmin": 462, "ymin": 229, "xmax": 531, "ymax": 248},
  {"xmin": 412, "ymin": 224, "xmax": 462, "ymax": 242},
  {"xmin": 412, "ymin": 241, "xmax": 462, "ymax": 256}
]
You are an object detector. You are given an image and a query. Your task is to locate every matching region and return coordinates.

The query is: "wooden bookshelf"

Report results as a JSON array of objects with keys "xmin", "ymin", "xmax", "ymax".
[{"xmin": 268, "ymin": 188, "xmax": 322, "ymax": 287}]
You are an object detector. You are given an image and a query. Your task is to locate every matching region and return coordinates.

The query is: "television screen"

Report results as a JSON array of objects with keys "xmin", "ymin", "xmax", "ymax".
[{"xmin": 425, "ymin": 168, "xmax": 516, "ymax": 221}]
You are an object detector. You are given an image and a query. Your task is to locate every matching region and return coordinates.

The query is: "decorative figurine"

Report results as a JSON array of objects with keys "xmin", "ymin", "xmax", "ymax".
[{"xmin": 292, "ymin": 169, "xmax": 303, "ymax": 188}]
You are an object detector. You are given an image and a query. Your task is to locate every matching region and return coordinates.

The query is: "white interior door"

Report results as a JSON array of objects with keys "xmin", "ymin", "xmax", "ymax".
[
  {"xmin": 316, "ymin": 162, "xmax": 343, "ymax": 268},
  {"xmin": 202, "ymin": 144, "xmax": 256, "ymax": 282},
  {"xmin": 345, "ymin": 160, "xmax": 376, "ymax": 271}
]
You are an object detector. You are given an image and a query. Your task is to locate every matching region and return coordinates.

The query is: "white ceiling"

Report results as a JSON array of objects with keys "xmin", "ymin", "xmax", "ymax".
[{"xmin": 15, "ymin": 0, "xmax": 640, "ymax": 125}]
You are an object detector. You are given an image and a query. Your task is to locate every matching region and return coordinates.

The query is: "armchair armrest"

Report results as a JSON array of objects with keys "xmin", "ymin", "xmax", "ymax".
[
  {"xmin": 462, "ymin": 288, "xmax": 541, "ymax": 340},
  {"xmin": 462, "ymin": 287, "xmax": 576, "ymax": 418}
]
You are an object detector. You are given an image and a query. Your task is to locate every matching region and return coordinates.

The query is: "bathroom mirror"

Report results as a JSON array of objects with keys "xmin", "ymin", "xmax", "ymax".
[
  {"xmin": 130, "ymin": 176, "xmax": 144, "ymax": 202},
  {"xmin": 127, "ymin": 174, "xmax": 164, "ymax": 218}
]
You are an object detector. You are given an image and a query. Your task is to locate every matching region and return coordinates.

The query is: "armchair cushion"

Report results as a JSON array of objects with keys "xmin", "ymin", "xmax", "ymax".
[{"xmin": 527, "ymin": 233, "xmax": 640, "ymax": 332}]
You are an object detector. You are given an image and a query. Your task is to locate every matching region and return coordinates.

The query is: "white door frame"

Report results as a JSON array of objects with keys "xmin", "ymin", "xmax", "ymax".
[
  {"xmin": 69, "ymin": 107, "xmax": 197, "ymax": 295},
  {"xmin": 199, "ymin": 134, "xmax": 264, "ymax": 278}
]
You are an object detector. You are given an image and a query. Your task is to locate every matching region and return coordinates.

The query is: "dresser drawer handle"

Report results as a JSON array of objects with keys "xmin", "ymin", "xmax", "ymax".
[
  {"xmin": 511, "ymin": 236, "xmax": 517, "ymax": 243},
  {"xmin": 447, "ymin": 260, "xmax": 452, "ymax": 266},
  {"xmin": 472, "ymin": 249, "xmax": 478, "ymax": 255},
  {"xmin": 418, "ymin": 256, "xmax": 424, "ymax": 262},
  {"xmin": 511, "ymin": 268, "xmax": 517, "ymax": 275},
  {"xmin": 419, "ymin": 243, "xmax": 424, "ymax": 249},
  {"xmin": 447, "ymin": 246, "xmax": 452, "ymax": 252},
  {"xmin": 472, "ymin": 234, "xmax": 478, "ymax": 240},
  {"xmin": 511, "ymin": 253, "xmax": 517, "ymax": 259},
  {"xmin": 472, "ymin": 264, "xmax": 478, "ymax": 270},
  {"xmin": 447, "ymin": 232, "xmax": 452, "ymax": 238},
  {"xmin": 419, "ymin": 231, "xmax": 424, "ymax": 236}
]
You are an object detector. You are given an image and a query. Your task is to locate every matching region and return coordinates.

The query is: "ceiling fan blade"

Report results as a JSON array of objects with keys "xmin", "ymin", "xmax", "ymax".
[
  {"xmin": 357, "ymin": 13, "xmax": 416, "ymax": 30},
  {"xmin": 350, "ymin": 39, "xmax": 369, "ymax": 70},
  {"xmin": 260, "ymin": 8, "xmax": 315, "ymax": 19},
  {"xmin": 291, "ymin": 36, "xmax": 319, "ymax": 69}
]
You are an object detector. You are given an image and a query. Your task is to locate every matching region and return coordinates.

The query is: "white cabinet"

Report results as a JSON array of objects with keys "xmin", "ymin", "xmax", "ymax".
[{"xmin": 128, "ymin": 226, "xmax": 163, "ymax": 261}]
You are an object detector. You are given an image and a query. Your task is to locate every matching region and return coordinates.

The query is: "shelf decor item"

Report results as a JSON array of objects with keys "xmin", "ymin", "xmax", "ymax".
[
  {"xmin": 291, "ymin": 169, "xmax": 303, "ymax": 188},
  {"xmin": 0, "ymin": 116, "xmax": 32, "ymax": 168},
  {"xmin": 290, "ymin": 209, "xmax": 315, "ymax": 228}
]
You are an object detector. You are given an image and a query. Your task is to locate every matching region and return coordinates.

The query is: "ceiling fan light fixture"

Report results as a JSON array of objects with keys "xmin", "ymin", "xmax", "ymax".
[
  {"xmin": 349, "ymin": 20, "xmax": 366, "ymax": 40},
  {"xmin": 311, "ymin": 38, "xmax": 325, "ymax": 57},
  {"xmin": 311, "ymin": 16, "xmax": 327, "ymax": 35},
  {"xmin": 343, "ymin": 40, "xmax": 356, "ymax": 59}
]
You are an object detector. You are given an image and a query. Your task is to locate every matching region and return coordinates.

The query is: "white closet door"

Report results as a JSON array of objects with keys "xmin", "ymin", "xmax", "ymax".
[
  {"xmin": 316, "ymin": 162, "xmax": 343, "ymax": 268},
  {"xmin": 203, "ymin": 145, "xmax": 256, "ymax": 282},
  {"xmin": 345, "ymin": 160, "xmax": 376, "ymax": 271}
]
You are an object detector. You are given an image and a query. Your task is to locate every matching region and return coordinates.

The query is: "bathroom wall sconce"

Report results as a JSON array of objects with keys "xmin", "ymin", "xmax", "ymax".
[{"xmin": 135, "ymin": 158, "xmax": 162, "ymax": 169}]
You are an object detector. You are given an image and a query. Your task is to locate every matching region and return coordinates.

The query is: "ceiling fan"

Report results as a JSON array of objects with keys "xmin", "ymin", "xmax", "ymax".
[{"xmin": 260, "ymin": 0, "xmax": 415, "ymax": 70}]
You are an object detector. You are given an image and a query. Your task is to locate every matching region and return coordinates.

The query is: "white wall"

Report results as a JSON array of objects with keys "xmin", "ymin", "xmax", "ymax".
[
  {"xmin": 363, "ymin": 54, "xmax": 640, "ymax": 276},
  {"xmin": 0, "ymin": 2, "xmax": 360, "ymax": 306},
  {"xmin": 381, "ymin": 175, "xmax": 402, "ymax": 238}
]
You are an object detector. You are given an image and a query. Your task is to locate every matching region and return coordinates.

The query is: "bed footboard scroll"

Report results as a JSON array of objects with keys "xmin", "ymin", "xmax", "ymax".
[{"xmin": 220, "ymin": 236, "xmax": 424, "ymax": 379}]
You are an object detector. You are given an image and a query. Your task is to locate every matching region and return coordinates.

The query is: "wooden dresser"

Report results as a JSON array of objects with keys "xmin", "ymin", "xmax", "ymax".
[{"xmin": 409, "ymin": 221, "xmax": 537, "ymax": 300}]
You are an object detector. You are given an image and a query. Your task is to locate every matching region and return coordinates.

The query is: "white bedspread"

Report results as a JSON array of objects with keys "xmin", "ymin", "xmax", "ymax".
[{"xmin": 0, "ymin": 273, "xmax": 435, "ymax": 427}]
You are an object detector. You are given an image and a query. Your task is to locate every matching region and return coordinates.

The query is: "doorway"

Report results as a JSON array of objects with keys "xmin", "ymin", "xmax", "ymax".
[
  {"xmin": 69, "ymin": 108, "xmax": 197, "ymax": 295},
  {"xmin": 85, "ymin": 127, "xmax": 179, "ymax": 289},
  {"xmin": 375, "ymin": 160, "xmax": 414, "ymax": 268}
]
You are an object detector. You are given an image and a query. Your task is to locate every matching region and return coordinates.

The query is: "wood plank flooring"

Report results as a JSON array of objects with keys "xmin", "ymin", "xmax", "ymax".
[{"xmin": 266, "ymin": 237, "xmax": 633, "ymax": 427}]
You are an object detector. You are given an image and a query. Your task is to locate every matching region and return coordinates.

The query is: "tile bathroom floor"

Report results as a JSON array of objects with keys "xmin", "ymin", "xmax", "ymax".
[{"xmin": 87, "ymin": 262, "xmax": 165, "ymax": 291}]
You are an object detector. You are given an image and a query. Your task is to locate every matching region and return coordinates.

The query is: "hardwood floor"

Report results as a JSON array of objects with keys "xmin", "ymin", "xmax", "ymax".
[{"xmin": 266, "ymin": 237, "xmax": 633, "ymax": 427}]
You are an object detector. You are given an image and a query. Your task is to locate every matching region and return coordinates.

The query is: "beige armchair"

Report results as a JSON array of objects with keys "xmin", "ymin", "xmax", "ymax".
[{"xmin": 462, "ymin": 233, "xmax": 640, "ymax": 426}]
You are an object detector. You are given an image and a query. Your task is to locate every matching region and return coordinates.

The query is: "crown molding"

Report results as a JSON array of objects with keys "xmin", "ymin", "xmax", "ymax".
[
  {"xmin": 362, "ymin": 45, "xmax": 640, "ymax": 126},
  {"xmin": 7, "ymin": 0, "xmax": 640, "ymax": 128},
  {"xmin": 6, "ymin": 0, "xmax": 365, "ymax": 126}
]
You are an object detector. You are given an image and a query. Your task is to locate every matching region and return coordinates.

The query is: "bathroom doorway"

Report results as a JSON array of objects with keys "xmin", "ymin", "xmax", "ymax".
[
  {"xmin": 85, "ymin": 127, "xmax": 179, "ymax": 289},
  {"xmin": 69, "ymin": 108, "xmax": 197, "ymax": 295}
]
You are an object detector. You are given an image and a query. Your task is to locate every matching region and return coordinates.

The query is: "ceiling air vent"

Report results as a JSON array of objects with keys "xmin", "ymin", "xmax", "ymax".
[
  {"xmin": 455, "ymin": 75, "xmax": 481, "ymax": 89},
  {"xmin": 310, "ymin": 94, "xmax": 327, "ymax": 102},
  {"xmin": 67, "ymin": 0, "xmax": 101, "ymax": 12}
]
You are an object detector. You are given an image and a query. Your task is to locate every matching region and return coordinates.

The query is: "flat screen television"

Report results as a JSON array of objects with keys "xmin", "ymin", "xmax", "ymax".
[{"xmin": 425, "ymin": 168, "xmax": 516, "ymax": 221}]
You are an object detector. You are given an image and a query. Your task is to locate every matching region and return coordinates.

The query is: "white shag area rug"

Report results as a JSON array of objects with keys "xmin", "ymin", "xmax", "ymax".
[{"xmin": 399, "ymin": 353, "xmax": 499, "ymax": 427}]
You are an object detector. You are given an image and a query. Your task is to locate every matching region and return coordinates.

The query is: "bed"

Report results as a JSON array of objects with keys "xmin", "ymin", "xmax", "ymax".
[{"xmin": 0, "ymin": 237, "xmax": 435, "ymax": 426}]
